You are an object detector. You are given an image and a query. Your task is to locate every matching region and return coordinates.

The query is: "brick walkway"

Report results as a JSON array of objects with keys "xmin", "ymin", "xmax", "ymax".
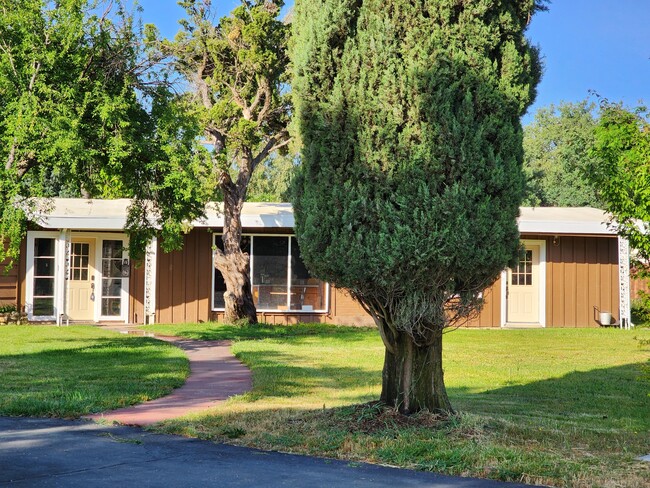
[{"xmin": 84, "ymin": 334, "xmax": 252, "ymax": 426}]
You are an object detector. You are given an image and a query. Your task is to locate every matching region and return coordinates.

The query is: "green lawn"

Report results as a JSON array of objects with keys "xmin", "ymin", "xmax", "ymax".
[
  {"xmin": 0, "ymin": 325, "xmax": 189, "ymax": 417},
  {"xmin": 144, "ymin": 323, "xmax": 650, "ymax": 488}
]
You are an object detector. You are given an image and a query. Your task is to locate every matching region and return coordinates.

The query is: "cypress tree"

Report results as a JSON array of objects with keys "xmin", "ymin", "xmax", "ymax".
[{"xmin": 291, "ymin": 0, "xmax": 544, "ymax": 413}]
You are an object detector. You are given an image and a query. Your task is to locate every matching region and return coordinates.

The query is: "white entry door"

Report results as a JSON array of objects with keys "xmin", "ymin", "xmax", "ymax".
[{"xmin": 507, "ymin": 244, "xmax": 541, "ymax": 323}]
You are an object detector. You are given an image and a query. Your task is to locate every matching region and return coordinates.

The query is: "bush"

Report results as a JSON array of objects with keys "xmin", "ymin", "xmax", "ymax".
[
  {"xmin": 0, "ymin": 304, "xmax": 17, "ymax": 314},
  {"xmin": 631, "ymin": 292, "xmax": 650, "ymax": 326}
]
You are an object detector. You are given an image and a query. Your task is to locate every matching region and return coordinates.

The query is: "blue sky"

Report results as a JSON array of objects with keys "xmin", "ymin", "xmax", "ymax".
[{"xmin": 135, "ymin": 1, "xmax": 650, "ymax": 124}]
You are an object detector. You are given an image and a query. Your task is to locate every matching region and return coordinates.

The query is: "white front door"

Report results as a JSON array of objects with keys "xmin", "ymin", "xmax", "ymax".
[{"xmin": 507, "ymin": 244, "xmax": 541, "ymax": 323}]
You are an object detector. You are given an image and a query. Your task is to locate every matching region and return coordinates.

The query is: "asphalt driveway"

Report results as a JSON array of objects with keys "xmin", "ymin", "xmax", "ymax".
[{"xmin": 0, "ymin": 417, "xmax": 540, "ymax": 487}]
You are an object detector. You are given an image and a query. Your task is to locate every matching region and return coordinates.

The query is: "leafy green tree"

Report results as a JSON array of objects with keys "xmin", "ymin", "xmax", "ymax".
[
  {"xmin": 247, "ymin": 153, "xmax": 297, "ymax": 202},
  {"xmin": 150, "ymin": 0, "xmax": 291, "ymax": 323},
  {"xmin": 292, "ymin": 0, "xmax": 543, "ymax": 413},
  {"xmin": 523, "ymin": 101, "xmax": 601, "ymax": 207},
  {"xmin": 0, "ymin": 0, "xmax": 206, "ymax": 262},
  {"xmin": 587, "ymin": 103, "xmax": 650, "ymax": 260}
]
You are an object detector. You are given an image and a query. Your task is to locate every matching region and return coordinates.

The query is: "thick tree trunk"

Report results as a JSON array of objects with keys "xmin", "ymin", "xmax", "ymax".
[
  {"xmin": 379, "ymin": 327, "xmax": 453, "ymax": 414},
  {"xmin": 215, "ymin": 249, "xmax": 258, "ymax": 324},
  {"xmin": 214, "ymin": 181, "xmax": 258, "ymax": 325}
]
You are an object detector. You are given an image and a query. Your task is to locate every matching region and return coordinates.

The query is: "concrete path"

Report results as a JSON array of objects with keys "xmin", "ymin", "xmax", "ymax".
[
  {"xmin": 85, "ymin": 335, "xmax": 252, "ymax": 426},
  {"xmin": 0, "ymin": 417, "xmax": 541, "ymax": 488}
]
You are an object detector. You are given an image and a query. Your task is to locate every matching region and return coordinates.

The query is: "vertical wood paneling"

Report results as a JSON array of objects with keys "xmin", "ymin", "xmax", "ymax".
[
  {"xmin": 149, "ymin": 230, "xmax": 622, "ymax": 328},
  {"xmin": 184, "ymin": 233, "xmax": 198, "ymax": 323},
  {"xmin": 551, "ymin": 238, "xmax": 564, "ymax": 327},
  {"xmin": 198, "ymin": 231, "xmax": 212, "ymax": 322},
  {"xmin": 129, "ymin": 261, "xmax": 145, "ymax": 323},
  {"xmin": 575, "ymin": 238, "xmax": 589, "ymax": 327},
  {"xmin": 598, "ymin": 238, "xmax": 612, "ymax": 318},
  {"xmin": 609, "ymin": 239, "xmax": 621, "ymax": 320},
  {"xmin": 563, "ymin": 237, "xmax": 577, "ymax": 327},
  {"xmin": 631, "ymin": 277, "xmax": 649, "ymax": 299},
  {"xmin": 156, "ymin": 243, "xmax": 173, "ymax": 324},
  {"xmin": 171, "ymin": 243, "xmax": 184, "ymax": 323},
  {"xmin": 545, "ymin": 237, "xmax": 553, "ymax": 327}
]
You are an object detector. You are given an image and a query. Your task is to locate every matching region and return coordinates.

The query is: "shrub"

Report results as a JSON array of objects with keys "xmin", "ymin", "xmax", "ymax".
[
  {"xmin": 0, "ymin": 304, "xmax": 17, "ymax": 314},
  {"xmin": 631, "ymin": 292, "xmax": 650, "ymax": 327}
]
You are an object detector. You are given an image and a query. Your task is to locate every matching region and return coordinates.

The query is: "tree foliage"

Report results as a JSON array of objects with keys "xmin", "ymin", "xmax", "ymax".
[
  {"xmin": 150, "ymin": 0, "xmax": 291, "ymax": 323},
  {"xmin": 523, "ymin": 101, "xmax": 601, "ymax": 207},
  {"xmin": 292, "ymin": 0, "xmax": 543, "ymax": 413},
  {"xmin": 587, "ymin": 103, "xmax": 650, "ymax": 261},
  {"xmin": 0, "ymin": 0, "xmax": 206, "ymax": 262}
]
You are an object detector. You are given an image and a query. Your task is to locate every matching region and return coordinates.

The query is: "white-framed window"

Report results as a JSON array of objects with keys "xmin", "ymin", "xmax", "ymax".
[
  {"xmin": 212, "ymin": 234, "xmax": 329, "ymax": 313},
  {"xmin": 99, "ymin": 239, "xmax": 127, "ymax": 319}
]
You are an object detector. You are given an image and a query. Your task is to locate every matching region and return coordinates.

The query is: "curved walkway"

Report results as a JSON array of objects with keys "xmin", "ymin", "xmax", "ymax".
[{"xmin": 84, "ymin": 334, "xmax": 252, "ymax": 426}]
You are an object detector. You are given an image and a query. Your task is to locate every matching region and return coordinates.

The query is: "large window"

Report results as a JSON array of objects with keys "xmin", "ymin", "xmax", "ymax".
[
  {"xmin": 101, "ymin": 240, "xmax": 124, "ymax": 317},
  {"xmin": 212, "ymin": 235, "xmax": 328, "ymax": 312},
  {"xmin": 33, "ymin": 238, "xmax": 55, "ymax": 316}
]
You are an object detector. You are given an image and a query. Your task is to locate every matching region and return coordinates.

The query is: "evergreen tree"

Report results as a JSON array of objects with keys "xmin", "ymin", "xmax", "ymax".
[{"xmin": 292, "ymin": 0, "xmax": 544, "ymax": 413}]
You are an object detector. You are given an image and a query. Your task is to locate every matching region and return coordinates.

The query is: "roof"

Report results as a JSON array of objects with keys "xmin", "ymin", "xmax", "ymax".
[
  {"xmin": 24, "ymin": 198, "xmax": 133, "ymax": 231},
  {"xmin": 518, "ymin": 207, "xmax": 615, "ymax": 235},
  {"xmin": 25, "ymin": 198, "xmax": 614, "ymax": 236},
  {"xmin": 24, "ymin": 198, "xmax": 294, "ymax": 231}
]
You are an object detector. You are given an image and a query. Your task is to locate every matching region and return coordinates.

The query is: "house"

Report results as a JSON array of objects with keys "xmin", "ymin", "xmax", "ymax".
[{"xmin": 0, "ymin": 199, "xmax": 639, "ymax": 328}]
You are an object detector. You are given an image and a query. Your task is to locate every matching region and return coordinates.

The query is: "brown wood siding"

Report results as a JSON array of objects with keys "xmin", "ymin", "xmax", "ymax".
[
  {"xmin": 462, "ymin": 276, "xmax": 501, "ymax": 328},
  {"xmin": 0, "ymin": 241, "xmax": 20, "ymax": 307},
  {"xmin": 129, "ymin": 261, "xmax": 145, "ymax": 324},
  {"xmin": 155, "ymin": 229, "xmax": 213, "ymax": 324},
  {"xmin": 546, "ymin": 235, "xmax": 619, "ymax": 327},
  {"xmin": 151, "ymin": 229, "xmax": 621, "ymax": 328},
  {"xmin": 631, "ymin": 277, "xmax": 649, "ymax": 300},
  {"xmin": 1, "ymin": 239, "xmax": 25, "ymax": 311},
  {"xmin": 460, "ymin": 234, "xmax": 620, "ymax": 328}
]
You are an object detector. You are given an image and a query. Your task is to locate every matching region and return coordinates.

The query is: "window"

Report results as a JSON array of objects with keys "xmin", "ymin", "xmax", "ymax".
[
  {"xmin": 511, "ymin": 249, "xmax": 533, "ymax": 286},
  {"xmin": 212, "ymin": 235, "xmax": 328, "ymax": 312},
  {"xmin": 33, "ymin": 238, "xmax": 55, "ymax": 316},
  {"xmin": 101, "ymin": 240, "xmax": 123, "ymax": 316},
  {"xmin": 253, "ymin": 236, "xmax": 289, "ymax": 310},
  {"xmin": 290, "ymin": 237, "xmax": 326, "ymax": 311},
  {"xmin": 70, "ymin": 243, "xmax": 90, "ymax": 281}
]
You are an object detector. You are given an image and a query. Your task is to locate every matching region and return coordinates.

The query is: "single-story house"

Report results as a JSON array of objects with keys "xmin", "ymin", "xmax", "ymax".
[{"xmin": 0, "ymin": 198, "xmax": 640, "ymax": 329}]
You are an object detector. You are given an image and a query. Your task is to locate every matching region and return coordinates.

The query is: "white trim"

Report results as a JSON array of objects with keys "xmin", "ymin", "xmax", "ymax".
[
  {"xmin": 25, "ymin": 231, "xmax": 60, "ymax": 322},
  {"xmin": 143, "ymin": 237, "xmax": 158, "ymax": 324},
  {"xmin": 55, "ymin": 230, "xmax": 68, "ymax": 325},
  {"xmin": 211, "ymin": 233, "xmax": 330, "ymax": 314},
  {"xmin": 500, "ymin": 270, "xmax": 507, "ymax": 327},
  {"xmin": 96, "ymin": 235, "xmax": 130, "ymax": 323},
  {"xmin": 502, "ymin": 239, "xmax": 547, "ymax": 327},
  {"xmin": 618, "ymin": 236, "xmax": 632, "ymax": 329}
]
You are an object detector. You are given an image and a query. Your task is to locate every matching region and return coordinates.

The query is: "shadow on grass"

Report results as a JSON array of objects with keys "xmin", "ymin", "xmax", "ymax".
[
  {"xmin": 230, "ymin": 345, "xmax": 650, "ymax": 435},
  {"xmin": 143, "ymin": 322, "xmax": 376, "ymax": 343},
  {"xmin": 456, "ymin": 362, "xmax": 650, "ymax": 432},
  {"xmin": 0, "ymin": 336, "xmax": 189, "ymax": 418},
  {"xmin": 234, "ymin": 348, "xmax": 381, "ymax": 399}
]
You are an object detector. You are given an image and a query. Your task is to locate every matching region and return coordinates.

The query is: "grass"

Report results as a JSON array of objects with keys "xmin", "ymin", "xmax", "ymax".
[
  {"xmin": 143, "ymin": 322, "xmax": 650, "ymax": 488},
  {"xmin": 0, "ymin": 325, "xmax": 189, "ymax": 417}
]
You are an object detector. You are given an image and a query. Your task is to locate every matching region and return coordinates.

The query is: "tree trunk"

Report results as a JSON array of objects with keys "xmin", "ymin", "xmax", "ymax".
[
  {"xmin": 215, "ymin": 249, "xmax": 258, "ymax": 324},
  {"xmin": 379, "ymin": 327, "xmax": 453, "ymax": 414},
  {"xmin": 214, "ymin": 183, "xmax": 258, "ymax": 324}
]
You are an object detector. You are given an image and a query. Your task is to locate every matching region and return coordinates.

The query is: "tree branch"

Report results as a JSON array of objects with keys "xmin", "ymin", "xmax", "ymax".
[{"xmin": 250, "ymin": 131, "xmax": 290, "ymax": 171}]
